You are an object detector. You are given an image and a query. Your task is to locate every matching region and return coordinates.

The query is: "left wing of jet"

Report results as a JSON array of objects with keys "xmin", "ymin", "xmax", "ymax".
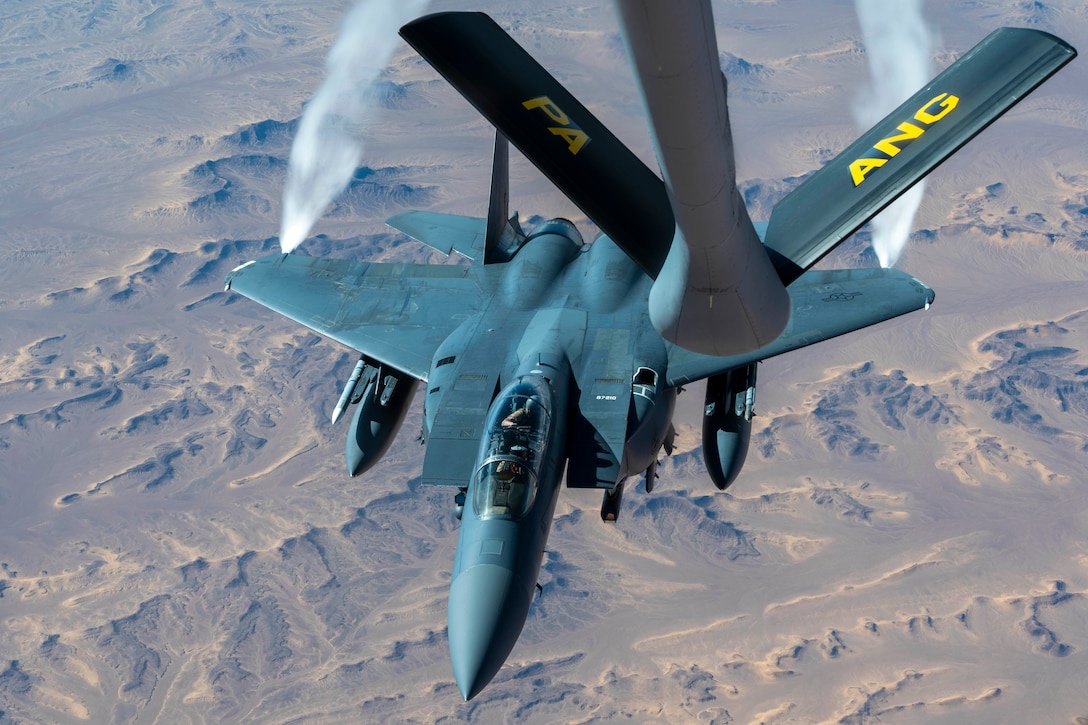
[
  {"xmin": 225, "ymin": 254, "xmax": 489, "ymax": 380},
  {"xmin": 665, "ymin": 268, "xmax": 934, "ymax": 387}
]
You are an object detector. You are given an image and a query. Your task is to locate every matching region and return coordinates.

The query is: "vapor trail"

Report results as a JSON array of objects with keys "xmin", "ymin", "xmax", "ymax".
[
  {"xmin": 279, "ymin": 0, "xmax": 430, "ymax": 254},
  {"xmin": 854, "ymin": 0, "xmax": 933, "ymax": 268}
]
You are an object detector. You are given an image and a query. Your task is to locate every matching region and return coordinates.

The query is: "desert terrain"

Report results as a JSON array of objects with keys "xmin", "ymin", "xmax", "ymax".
[{"xmin": 1, "ymin": 1, "xmax": 1087, "ymax": 722}]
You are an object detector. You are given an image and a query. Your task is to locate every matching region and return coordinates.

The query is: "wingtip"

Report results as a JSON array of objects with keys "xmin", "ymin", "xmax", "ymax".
[{"xmin": 225, "ymin": 259, "xmax": 258, "ymax": 290}]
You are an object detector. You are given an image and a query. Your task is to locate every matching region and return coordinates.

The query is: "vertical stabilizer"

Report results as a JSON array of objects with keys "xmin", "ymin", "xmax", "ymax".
[
  {"xmin": 616, "ymin": 0, "xmax": 790, "ymax": 356},
  {"xmin": 484, "ymin": 131, "xmax": 518, "ymax": 263}
]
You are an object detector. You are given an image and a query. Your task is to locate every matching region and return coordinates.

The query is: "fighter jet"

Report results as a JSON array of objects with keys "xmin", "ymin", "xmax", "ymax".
[{"xmin": 224, "ymin": 4, "xmax": 1075, "ymax": 701}]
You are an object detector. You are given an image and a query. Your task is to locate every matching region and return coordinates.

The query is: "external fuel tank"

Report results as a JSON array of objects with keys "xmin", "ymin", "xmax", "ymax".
[
  {"xmin": 702, "ymin": 362, "xmax": 757, "ymax": 490},
  {"xmin": 345, "ymin": 363, "xmax": 419, "ymax": 477}
]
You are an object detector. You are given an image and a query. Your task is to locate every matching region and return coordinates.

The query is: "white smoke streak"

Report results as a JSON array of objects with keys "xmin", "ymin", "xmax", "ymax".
[
  {"xmin": 854, "ymin": 0, "xmax": 933, "ymax": 268},
  {"xmin": 279, "ymin": 0, "xmax": 430, "ymax": 253}
]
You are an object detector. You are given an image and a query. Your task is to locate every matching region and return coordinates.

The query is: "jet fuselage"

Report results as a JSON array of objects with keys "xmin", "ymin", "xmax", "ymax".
[{"xmin": 422, "ymin": 220, "xmax": 677, "ymax": 698}]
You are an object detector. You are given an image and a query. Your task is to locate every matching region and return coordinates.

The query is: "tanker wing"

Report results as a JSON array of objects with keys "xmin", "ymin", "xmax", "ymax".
[
  {"xmin": 763, "ymin": 27, "xmax": 1076, "ymax": 282},
  {"xmin": 399, "ymin": 11, "xmax": 675, "ymax": 280}
]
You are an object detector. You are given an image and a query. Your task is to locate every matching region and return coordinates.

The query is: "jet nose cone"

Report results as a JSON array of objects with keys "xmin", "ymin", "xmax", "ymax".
[{"xmin": 448, "ymin": 563, "xmax": 524, "ymax": 701}]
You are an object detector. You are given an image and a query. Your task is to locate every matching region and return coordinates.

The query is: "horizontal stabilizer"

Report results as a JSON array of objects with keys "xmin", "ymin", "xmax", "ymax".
[
  {"xmin": 666, "ymin": 267, "xmax": 934, "ymax": 387},
  {"xmin": 764, "ymin": 27, "xmax": 1076, "ymax": 282},
  {"xmin": 386, "ymin": 211, "xmax": 486, "ymax": 260},
  {"xmin": 400, "ymin": 12, "xmax": 675, "ymax": 278}
]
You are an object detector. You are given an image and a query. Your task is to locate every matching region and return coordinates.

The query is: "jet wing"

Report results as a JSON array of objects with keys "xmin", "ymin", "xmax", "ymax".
[
  {"xmin": 225, "ymin": 254, "xmax": 488, "ymax": 380},
  {"xmin": 665, "ymin": 268, "xmax": 934, "ymax": 386}
]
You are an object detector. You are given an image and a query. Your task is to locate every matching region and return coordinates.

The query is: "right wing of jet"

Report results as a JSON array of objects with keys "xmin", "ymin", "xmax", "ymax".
[
  {"xmin": 665, "ymin": 268, "xmax": 934, "ymax": 387},
  {"xmin": 763, "ymin": 27, "xmax": 1076, "ymax": 283},
  {"xmin": 225, "ymin": 254, "xmax": 489, "ymax": 380}
]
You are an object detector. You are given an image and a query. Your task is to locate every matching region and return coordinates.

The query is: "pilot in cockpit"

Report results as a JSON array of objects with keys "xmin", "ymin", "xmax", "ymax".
[
  {"xmin": 501, "ymin": 396, "xmax": 540, "ymax": 428},
  {"xmin": 501, "ymin": 406, "xmax": 531, "ymax": 428},
  {"xmin": 499, "ymin": 402, "xmax": 535, "ymax": 457}
]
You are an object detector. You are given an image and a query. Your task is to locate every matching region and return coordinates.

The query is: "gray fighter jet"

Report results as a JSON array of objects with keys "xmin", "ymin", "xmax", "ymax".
[{"xmin": 224, "ymin": 4, "xmax": 1075, "ymax": 701}]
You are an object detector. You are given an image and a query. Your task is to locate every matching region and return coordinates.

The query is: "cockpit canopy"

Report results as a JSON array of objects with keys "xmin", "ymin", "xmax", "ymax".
[{"xmin": 472, "ymin": 378, "xmax": 552, "ymax": 519}]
